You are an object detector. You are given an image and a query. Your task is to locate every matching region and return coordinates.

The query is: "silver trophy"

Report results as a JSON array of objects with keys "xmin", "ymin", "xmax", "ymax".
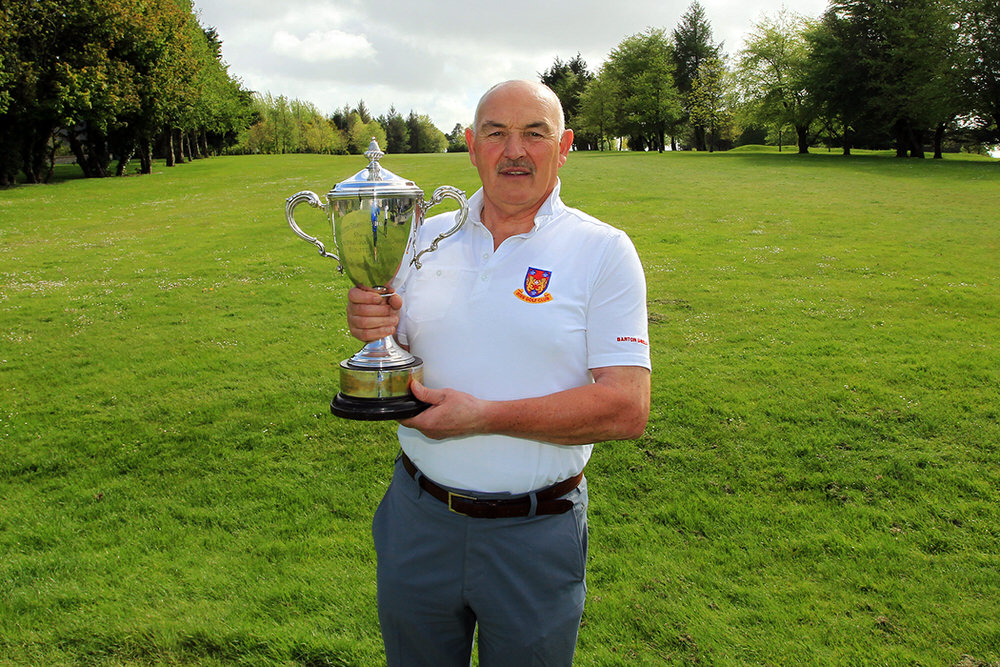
[{"xmin": 285, "ymin": 139, "xmax": 468, "ymax": 420}]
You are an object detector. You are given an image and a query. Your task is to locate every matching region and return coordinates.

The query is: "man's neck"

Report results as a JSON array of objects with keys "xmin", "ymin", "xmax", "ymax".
[{"xmin": 480, "ymin": 191, "xmax": 552, "ymax": 250}]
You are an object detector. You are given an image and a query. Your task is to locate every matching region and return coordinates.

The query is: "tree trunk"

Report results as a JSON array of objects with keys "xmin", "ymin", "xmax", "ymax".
[
  {"xmin": 115, "ymin": 142, "xmax": 135, "ymax": 176},
  {"xmin": 909, "ymin": 126, "xmax": 925, "ymax": 159},
  {"xmin": 186, "ymin": 131, "xmax": 200, "ymax": 159},
  {"xmin": 173, "ymin": 128, "xmax": 186, "ymax": 164},
  {"xmin": 894, "ymin": 120, "xmax": 909, "ymax": 158},
  {"xmin": 933, "ymin": 122, "xmax": 945, "ymax": 159},
  {"xmin": 694, "ymin": 125, "xmax": 707, "ymax": 151},
  {"xmin": 68, "ymin": 132, "xmax": 91, "ymax": 177},
  {"xmin": 796, "ymin": 125, "xmax": 810, "ymax": 154},
  {"xmin": 45, "ymin": 132, "xmax": 57, "ymax": 183},
  {"xmin": 139, "ymin": 139, "xmax": 152, "ymax": 174}
]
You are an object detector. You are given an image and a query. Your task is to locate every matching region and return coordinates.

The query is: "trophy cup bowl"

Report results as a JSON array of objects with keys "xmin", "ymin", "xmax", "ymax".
[{"xmin": 285, "ymin": 139, "xmax": 468, "ymax": 420}]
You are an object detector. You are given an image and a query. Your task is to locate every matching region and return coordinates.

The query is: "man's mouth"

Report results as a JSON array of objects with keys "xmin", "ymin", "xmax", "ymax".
[{"xmin": 498, "ymin": 161, "xmax": 533, "ymax": 176}]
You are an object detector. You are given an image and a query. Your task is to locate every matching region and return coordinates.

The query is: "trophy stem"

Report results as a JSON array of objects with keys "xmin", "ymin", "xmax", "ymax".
[{"xmin": 347, "ymin": 335, "xmax": 415, "ymax": 369}]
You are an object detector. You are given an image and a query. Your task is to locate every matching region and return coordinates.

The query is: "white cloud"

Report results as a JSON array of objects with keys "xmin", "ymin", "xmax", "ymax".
[{"xmin": 270, "ymin": 29, "xmax": 376, "ymax": 62}]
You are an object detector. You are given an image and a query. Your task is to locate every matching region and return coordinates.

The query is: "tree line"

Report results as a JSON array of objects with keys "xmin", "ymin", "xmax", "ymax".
[
  {"xmin": 226, "ymin": 95, "xmax": 466, "ymax": 157},
  {"xmin": 4, "ymin": 0, "xmax": 997, "ymax": 186},
  {"xmin": 0, "ymin": 0, "xmax": 254, "ymax": 185},
  {"xmin": 553, "ymin": 0, "xmax": 999, "ymax": 157}
]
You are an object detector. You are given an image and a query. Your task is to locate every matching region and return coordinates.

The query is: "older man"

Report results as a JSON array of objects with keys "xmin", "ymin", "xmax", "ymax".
[{"xmin": 348, "ymin": 80, "xmax": 651, "ymax": 666}]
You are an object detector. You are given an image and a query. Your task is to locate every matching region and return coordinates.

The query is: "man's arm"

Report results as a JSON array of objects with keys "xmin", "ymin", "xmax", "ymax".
[
  {"xmin": 401, "ymin": 366, "xmax": 650, "ymax": 445},
  {"xmin": 346, "ymin": 286, "xmax": 651, "ymax": 445}
]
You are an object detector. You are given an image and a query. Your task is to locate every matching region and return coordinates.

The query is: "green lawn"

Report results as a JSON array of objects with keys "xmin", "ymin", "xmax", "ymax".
[{"xmin": 2, "ymin": 150, "xmax": 998, "ymax": 666}]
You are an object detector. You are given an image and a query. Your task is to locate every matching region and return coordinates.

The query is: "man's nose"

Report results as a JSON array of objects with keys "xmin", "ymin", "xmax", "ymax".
[{"xmin": 502, "ymin": 133, "xmax": 526, "ymax": 158}]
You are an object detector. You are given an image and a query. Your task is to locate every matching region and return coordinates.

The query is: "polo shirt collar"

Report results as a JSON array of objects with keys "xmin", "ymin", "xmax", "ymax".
[{"xmin": 467, "ymin": 180, "xmax": 565, "ymax": 235}]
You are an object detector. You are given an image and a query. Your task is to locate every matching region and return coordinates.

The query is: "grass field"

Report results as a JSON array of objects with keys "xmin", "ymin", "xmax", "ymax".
[{"xmin": 2, "ymin": 149, "xmax": 999, "ymax": 666}]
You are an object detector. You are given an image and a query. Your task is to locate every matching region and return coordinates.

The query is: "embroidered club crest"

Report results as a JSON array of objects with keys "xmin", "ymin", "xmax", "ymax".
[
  {"xmin": 514, "ymin": 267, "xmax": 554, "ymax": 303},
  {"xmin": 524, "ymin": 267, "xmax": 551, "ymax": 297}
]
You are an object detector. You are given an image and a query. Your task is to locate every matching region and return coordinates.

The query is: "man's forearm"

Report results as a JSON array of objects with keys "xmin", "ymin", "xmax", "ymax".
[
  {"xmin": 482, "ymin": 376, "xmax": 649, "ymax": 445},
  {"xmin": 404, "ymin": 366, "xmax": 650, "ymax": 445}
]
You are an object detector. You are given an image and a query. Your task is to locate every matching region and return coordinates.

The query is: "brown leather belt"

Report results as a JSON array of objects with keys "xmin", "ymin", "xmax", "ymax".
[{"xmin": 400, "ymin": 452, "xmax": 582, "ymax": 519}]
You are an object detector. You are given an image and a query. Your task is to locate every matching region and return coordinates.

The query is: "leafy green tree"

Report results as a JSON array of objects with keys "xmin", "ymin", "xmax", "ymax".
[
  {"xmin": 672, "ymin": 1, "xmax": 723, "ymax": 150},
  {"xmin": 446, "ymin": 123, "xmax": 468, "ymax": 152},
  {"xmin": 355, "ymin": 99, "xmax": 372, "ymax": 124},
  {"xmin": 232, "ymin": 93, "xmax": 346, "ymax": 154},
  {"xmin": 806, "ymin": 0, "xmax": 962, "ymax": 158},
  {"xmin": 539, "ymin": 53, "xmax": 595, "ymax": 148},
  {"xmin": 603, "ymin": 28, "xmax": 682, "ymax": 151},
  {"xmin": 736, "ymin": 9, "xmax": 817, "ymax": 153},
  {"xmin": 957, "ymin": 0, "xmax": 1000, "ymax": 147},
  {"xmin": 688, "ymin": 55, "xmax": 734, "ymax": 151},
  {"xmin": 405, "ymin": 111, "xmax": 447, "ymax": 153},
  {"xmin": 380, "ymin": 107, "xmax": 409, "ymax": 153},
  {"xmin": 577, "ymin": 70, "xmax": 620, "ymax": 150},
  {"xmin": 350, "ymin": 118, "xmax": 387, "ymax": 155},
  {"xmin": 0, "ymin": 0, "xmax": 251, "ymax": 183}
]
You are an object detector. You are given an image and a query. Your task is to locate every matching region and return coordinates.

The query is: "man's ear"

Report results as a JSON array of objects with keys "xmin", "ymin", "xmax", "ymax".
[
  {"xmin": 558, "ymin": 129, "xmax": 574, "ymax": 166},
  {"xmin": 466, "ymin": 127, "xmax": 477, "ymax": 167}
]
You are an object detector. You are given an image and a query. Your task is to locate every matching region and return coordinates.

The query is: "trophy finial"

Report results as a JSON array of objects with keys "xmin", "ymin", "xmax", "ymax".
[{"xmin": 364, "ymin": 137, "xmax": 384, "ymax": 181}]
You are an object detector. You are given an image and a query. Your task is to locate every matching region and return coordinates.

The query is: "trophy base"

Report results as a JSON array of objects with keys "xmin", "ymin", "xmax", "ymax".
[
  {"xmin": 330, "ymin": 393, "xmax": 429, "ymax": 421},
  {"xmin": 331, "ymin": 355, "xmax": 427, "ymax": 421}
]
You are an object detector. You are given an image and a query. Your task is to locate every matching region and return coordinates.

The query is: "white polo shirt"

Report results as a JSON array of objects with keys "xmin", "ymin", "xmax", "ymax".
[{"xmin": 393, "ymin": 182, "xmax": 650, "ymax": 494}]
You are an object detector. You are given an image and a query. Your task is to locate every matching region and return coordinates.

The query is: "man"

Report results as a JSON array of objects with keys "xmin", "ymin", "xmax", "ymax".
[{"xmin": 347, "ymin": 80, "xmax": 651, "ymax": 666}]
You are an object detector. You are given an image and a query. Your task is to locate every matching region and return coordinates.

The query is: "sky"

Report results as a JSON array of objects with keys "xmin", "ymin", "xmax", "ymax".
[{"xmin": 193, "ymin": 0, "xmax": 830, "ymax": 133}]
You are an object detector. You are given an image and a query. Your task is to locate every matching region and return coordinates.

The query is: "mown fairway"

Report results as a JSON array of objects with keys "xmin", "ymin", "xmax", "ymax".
[{"xmin": 2, "ymin": 150, "xmax": 998, "ymax": 666}]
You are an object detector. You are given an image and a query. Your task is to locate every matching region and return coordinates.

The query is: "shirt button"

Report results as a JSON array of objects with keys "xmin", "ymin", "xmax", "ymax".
[{"xmin": 481, "ymin": 274, "xmax": 489, "ymax": 282}]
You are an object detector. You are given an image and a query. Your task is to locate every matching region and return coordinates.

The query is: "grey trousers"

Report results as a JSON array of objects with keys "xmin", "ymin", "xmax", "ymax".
[{"xmin": 372, "ymin": 457, "xmax": 589, "ymax": 667}]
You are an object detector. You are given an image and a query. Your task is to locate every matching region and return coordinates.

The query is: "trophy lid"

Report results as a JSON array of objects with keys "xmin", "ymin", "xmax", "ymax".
[{"xmin": 328, "ymin": 138, "xmax": 423, "ymax": 200}]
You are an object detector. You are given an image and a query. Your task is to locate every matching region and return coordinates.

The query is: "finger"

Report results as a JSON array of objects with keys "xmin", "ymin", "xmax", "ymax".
[
  {"xmin": 410, "ymin": 380, "xmax": 446, "ymax": 406},
  {"xmin": 348, "ymin": 286, "xmax": 385, "ymax": 305}
]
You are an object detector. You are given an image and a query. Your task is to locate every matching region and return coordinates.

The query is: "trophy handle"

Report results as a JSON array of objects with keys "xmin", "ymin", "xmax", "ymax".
[
  {"xmin": 285, "ymin": 190, "xmax": 341, "ymax": 268},
  {"xmin": 411, "ymin": 186, "xmax": 469, "ymax": 269}
]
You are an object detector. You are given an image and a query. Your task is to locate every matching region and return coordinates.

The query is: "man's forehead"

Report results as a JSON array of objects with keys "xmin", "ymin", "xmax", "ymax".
[
  {"xmin": 478, "ymin": 118, "xmax": 554, "ymax": 131},
  {"xmin": 477, "ymin": 84, "xmax": 560, "ymax": 125}
]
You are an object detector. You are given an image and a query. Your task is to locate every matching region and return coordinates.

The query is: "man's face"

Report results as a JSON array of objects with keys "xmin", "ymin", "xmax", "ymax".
[{"xmin": 466, "ymin": 83, "xmax": 574, "ymax": 218}]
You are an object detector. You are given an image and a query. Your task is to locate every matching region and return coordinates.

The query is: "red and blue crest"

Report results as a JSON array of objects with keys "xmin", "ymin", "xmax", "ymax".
[{"xmin": 523, "ymin": 267, "xmax": 552, "ymax": 297}]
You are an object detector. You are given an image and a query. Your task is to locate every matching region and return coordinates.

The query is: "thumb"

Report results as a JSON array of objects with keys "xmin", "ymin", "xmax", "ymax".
[{"xmin": 409, "ymin": 379, "xmax": 444, "ymax": 405}]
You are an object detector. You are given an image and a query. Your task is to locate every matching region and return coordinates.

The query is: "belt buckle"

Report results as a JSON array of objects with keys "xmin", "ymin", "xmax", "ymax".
[{"xmin": 447, "ymin": 490, "xmax": 476, "ymax": 515}]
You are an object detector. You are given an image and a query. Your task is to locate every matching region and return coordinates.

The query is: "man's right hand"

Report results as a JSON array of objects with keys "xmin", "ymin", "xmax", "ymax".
[{"xmin": 346, "ymin": 286, "xmax": 403, "ymax": 342}]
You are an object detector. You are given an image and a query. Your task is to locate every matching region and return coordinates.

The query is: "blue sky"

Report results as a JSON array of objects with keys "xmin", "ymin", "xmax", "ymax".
[{"xmin": 194, "ymin": 0, "xmax": 829, "ymax": 132}]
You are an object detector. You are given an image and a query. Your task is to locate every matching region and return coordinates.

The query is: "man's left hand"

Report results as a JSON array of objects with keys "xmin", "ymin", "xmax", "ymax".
[{"xmin": 398, "ymin": 380, "xmax": 486, "ymax": 439}]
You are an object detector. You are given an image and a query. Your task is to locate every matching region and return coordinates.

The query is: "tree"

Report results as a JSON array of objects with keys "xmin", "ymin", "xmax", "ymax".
[
  {"xmin": 232, "ymin": 93, "xmax": 346, "ymax": 154},
  {"xmin": 350, "ymin": 118, "xmax": 387, "ymax": 156},
  {"xmin": 577, "ymin": 71, "xmax": 620, "ymax": 150},
  {"xmin": 405, "ymin": 112, "xmax": 447, "ymax": 153},
  {"xmin": 672, "ymin": 1, "xmax": 723, "ymax": 150},
  {"xmin": 355, "ymin": 99, "xmax": 372, "ymax": 124},
  {"xmin": 380, "ymin": 107, "xmax": 409, "ymax": 153},
  {"xmin": 446, "ymin": 123, "xmax": 468, "ymax": 152},
  {"xmin": 957, "ymin": 0, "xmax": 1000, "ymax": 148},
  {"xmin": 539, "ymin": 53, "xmax": 595, "ymax": 148},
  {"xmin": 0, "ymin": 0, "xmax": 251, "ymax": 183},
  {"xmin": 737, "ymin": 9, "xmax": 817, "ymax": 153},
  {"xmin": 603, "ymin": 28, "xmax": 683, "ymax": 151},
  {"xmin": 688, "ymin": 55, "xmax": 734, "ymax": 152},
  {"xmin": 806, "ymin": 0, "xmax": 962, "ymax": 158}
]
